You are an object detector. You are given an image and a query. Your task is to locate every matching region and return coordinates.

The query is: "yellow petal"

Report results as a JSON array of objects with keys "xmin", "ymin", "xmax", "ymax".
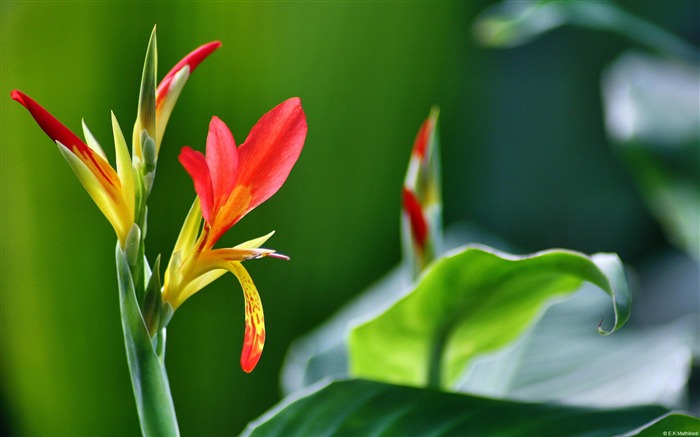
[
  {"xmin": 56, "ymin": 141, "xmax": 131, "ymax": 244},
  {"xmin": 173, "ymin": 198, "xmax": 202, "ymax": 255},
  {"xmin": 234, "ymin": 231, "xmax": 276, "ymax": 250},
  {"xmin": 111, "ymin": 112, "xmax": 135, "ymax": 222},
  {"xmin": 81, "ymin": 119, "xmax": 108, "ymax": 160}
]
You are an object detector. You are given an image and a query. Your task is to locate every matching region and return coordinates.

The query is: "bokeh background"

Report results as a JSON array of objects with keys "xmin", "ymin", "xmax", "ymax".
[{"xmin": 2, "ymin": 1, "xmax": 698, "ymax": 436}]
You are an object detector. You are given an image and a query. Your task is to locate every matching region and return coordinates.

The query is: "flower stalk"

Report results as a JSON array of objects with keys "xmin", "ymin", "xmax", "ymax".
[{"xmin": 12, "ymin": 26, "xmax": 226, "ymax": 436}]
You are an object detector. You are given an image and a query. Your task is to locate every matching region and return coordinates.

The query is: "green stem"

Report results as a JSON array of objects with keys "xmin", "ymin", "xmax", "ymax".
[{"xmin": 117, "ymin": 244, "xmax": 179, "ymax": 436}]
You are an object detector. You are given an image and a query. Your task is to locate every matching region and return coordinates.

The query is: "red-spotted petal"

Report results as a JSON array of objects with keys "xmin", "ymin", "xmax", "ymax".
[{"xmin": 228, "ymin": 262, "xmax": 265, "ymax": 373}]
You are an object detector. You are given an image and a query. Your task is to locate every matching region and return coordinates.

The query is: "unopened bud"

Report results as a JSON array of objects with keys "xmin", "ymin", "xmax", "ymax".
[
  {"xmin": 125, "ymin": 224, "xmax": 142, "ymax": 266},
  {"xmin": 141, "ymin": 129, "xmax": 157, "ymax": 172}
]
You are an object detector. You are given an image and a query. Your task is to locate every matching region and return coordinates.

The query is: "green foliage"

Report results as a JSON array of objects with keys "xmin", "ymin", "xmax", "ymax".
[
  {"xmin": 602, "ymin": 52, "xmax": 700, "ymax": 260},
  {"xmin": 349, "ymin": 246, "xmax": 629, "ymax": 389},
  {"xmin": 243, "ymin": 379, "xmax": 670, "ymax": 437},
  {"xmin": 626, "ymin": 413, "xmax": 700, "ymax": 436}
]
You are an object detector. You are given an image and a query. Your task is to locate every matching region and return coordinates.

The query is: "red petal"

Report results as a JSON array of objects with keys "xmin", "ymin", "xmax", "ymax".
[
  {"xmin": 412, "ymin": 116, "xmax": 432, "ymax": 159},
  {"xmin": 234, "ymin": 98, "xmax": 307, "ymax": 218},
  {"xmin": 205, "ymin": 117, "xmax": 238, "ymax": 217},
  {"xmin": 11, "ymin": 89, "xmax": 119, "ymax": 187},
  {"xmin": 179, "ymin": 146, "xmax": 214, "ymax": 223},
  {"xmin": 12, "ymin": 90, "xmax": 88, "ymax": 156},
  {"xmin": 402, "ymin": 187, "xmax": 428, "ymax": 250},
  {"xmin": 241, "ymin": 318, "xmax": 265, "ymax": 373},
  {"xmin": 156, "ymin": 41, "xmax": 222, "ymax": 107}
]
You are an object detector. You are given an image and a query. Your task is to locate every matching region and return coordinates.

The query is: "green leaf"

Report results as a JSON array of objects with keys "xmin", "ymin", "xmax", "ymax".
[
  {"xmin": 349, "ymin": 245, "xmax": 631, "ymax": 389},
  {"xmin": 280, "ymin": 225, "xmax": 492, "ymax": 394},
  {"xmin": 244, "ymin": 379, "xmax": 669, "ymax": 437},
  {"xmin": 455, "ymin": 285, "xmax": 693, "ymax": 408},
  {"xmin": 602, "ymin": 53, "xmax": 700, "ymax": 260},
  {"xmin": 116, "ymin": 244, "xmax": 179, "ymax": 437},
  {"xmin": 622, "ymin": 412, "xmax": 700, "ymax": 436},
  {"xmin": 473, "ymin": 0, "xmax": 699, "ymax": 61}
]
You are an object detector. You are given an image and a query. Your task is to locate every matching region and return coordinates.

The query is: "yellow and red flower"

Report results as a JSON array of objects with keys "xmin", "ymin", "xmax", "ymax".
[
  {"xmin": 163, "ymin": 99, "xmax": 307, "ymax": 372},
  {"xmin": 11, "ymin": 37, "xmax": 220, "ymax": 246}
]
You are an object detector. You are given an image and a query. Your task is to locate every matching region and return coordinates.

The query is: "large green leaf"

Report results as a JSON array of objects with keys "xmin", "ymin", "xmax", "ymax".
[
  {"xmin": 455, "ymin": 284, "xmax": 693, "ymax": 408},
  {"xmin": 349, "ymin": 245, "xmax": 630, "ymax": 389},
  {"xmin": 244, "ymin": 379, "xmax": 671, "ymax": 437},
  {"xmin": 623, "ymin": 412, "xmax": 700, "ymax": 436},
  {"xmin": 602, "ymin": 52, "xmax": 700, "ymax": 260},
  {"xmin": 280, "ymin": 225, "xmax": 501, "ymax": 394}
]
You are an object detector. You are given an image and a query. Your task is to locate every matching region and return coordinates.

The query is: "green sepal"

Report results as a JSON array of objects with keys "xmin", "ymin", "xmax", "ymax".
[
  {"xmin": 142, "ymin": 254, "xmax": 164, "ymax": 338},
  {"xmin": 124, "ymin": 224, "xmax": 142, "ymax": 267},
  {"xmin": 116, "ymin": 243, "xmax": 179, "ymax": 436},
  {"xmin": 141, "ymin": 129, "xmax": 157, "ymax": 173},
  {"xmin": 139, "ymin": 129, "xmax": 157, "ymax": 195}
]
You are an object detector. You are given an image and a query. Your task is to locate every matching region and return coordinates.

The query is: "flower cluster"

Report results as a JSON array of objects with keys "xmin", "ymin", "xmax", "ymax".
[{"xmin": 12, "ymin": 29, "xmax": 306, "ymax": 373}]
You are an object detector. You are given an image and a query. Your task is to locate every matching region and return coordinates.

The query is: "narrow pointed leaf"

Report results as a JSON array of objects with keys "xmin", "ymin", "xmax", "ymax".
[
  {"xmin": 243, "ymin": 379, "xmax": 669, "ymax": 437},
  {"xmin": 133, "ymin": 27, "xmax": 158, "ymax": 159},
  {"xmin": 349, "ymin": 245, "xmax": 631, "ymax": 389},
  {"xmin": 116, "ymin": 244, "xmax": 179, "ymax": 436}
]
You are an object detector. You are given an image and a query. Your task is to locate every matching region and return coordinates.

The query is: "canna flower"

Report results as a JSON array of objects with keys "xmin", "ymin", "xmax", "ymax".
[
  {"xmin": 11, "ymin": 34, "xmax": 220, "ymax": 245},
  {"xmin": 163, "ymin": 99, "xmax": 307, "ymax": 372}
]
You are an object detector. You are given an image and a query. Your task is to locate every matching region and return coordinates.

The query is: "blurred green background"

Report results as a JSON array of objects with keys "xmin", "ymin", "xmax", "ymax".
[{"xmin": 1, "ymin": 1, "xmax": 698, "ymax": 436}]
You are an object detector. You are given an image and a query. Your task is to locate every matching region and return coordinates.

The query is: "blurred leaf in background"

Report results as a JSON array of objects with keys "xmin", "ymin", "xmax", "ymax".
[{"xmin": 602, "ymin": 52, "xmax": 699, "ymax": 260}]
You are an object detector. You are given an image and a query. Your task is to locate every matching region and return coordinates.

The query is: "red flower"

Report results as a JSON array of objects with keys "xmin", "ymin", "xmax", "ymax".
[{"xmin": 163, "ymin": 99, "xmax": 307, "ymax": 372}]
